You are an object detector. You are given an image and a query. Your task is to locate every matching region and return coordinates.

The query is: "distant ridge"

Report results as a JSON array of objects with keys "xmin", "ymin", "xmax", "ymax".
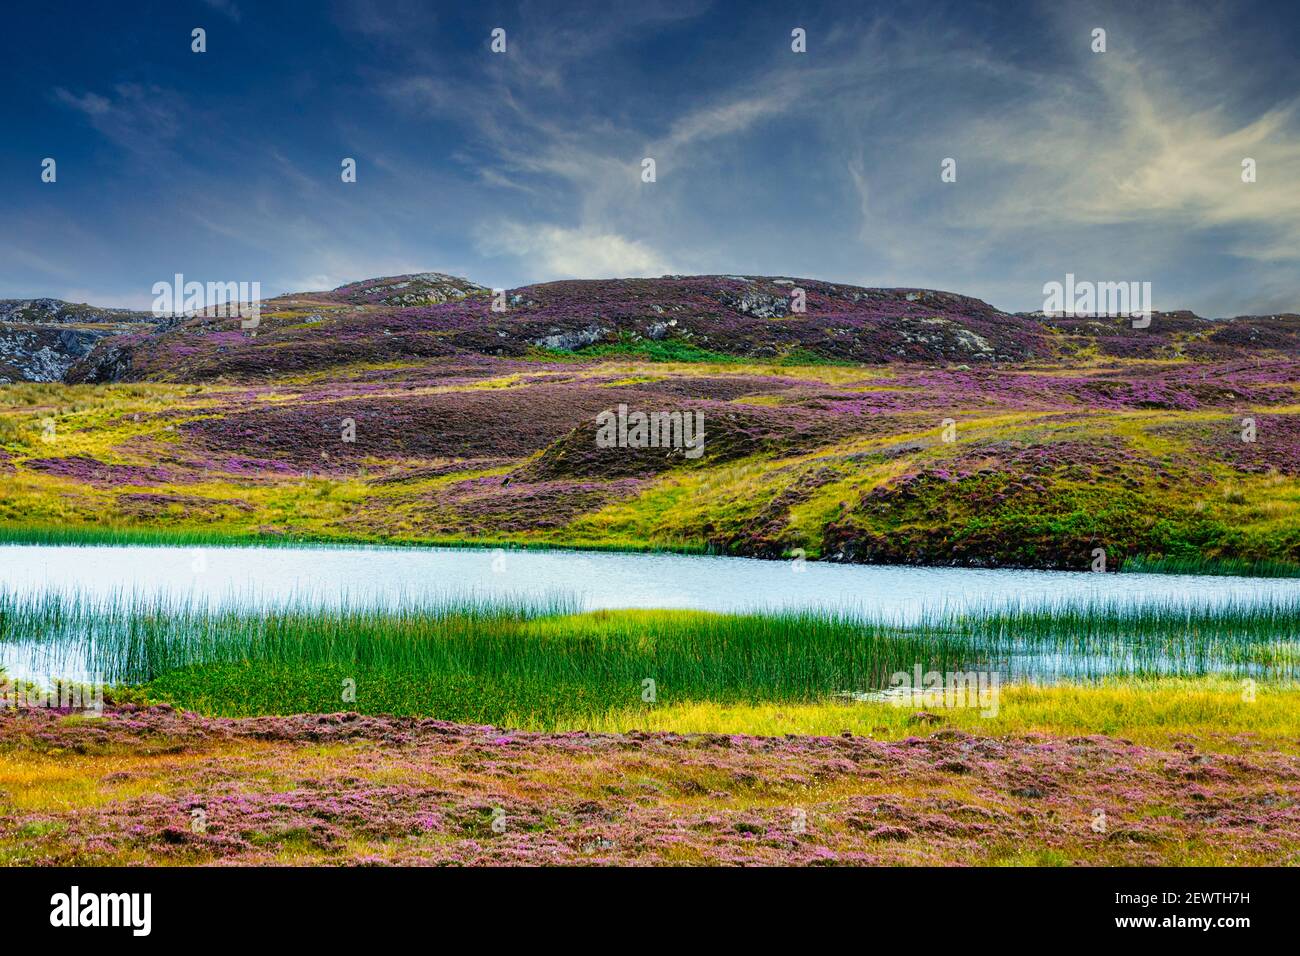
[{"xmin": 0, "ymin": 273, "xmax": 1295, "ymax": 384}]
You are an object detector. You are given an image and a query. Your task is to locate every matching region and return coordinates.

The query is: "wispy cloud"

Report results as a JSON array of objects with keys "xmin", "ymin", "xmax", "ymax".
[
  {"xmin": 53, "ymin": 83, "xmax": 186, "ymax": 157},
  {"xmin": 9, "ymin": 0, "xmax": 1297, "ymax": 314},
  {"xmin": 201, "ymin": 0, "xmax": 241, "ymax": 22}
]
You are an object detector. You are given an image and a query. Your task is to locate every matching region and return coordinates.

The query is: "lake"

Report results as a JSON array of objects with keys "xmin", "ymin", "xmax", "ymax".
[
  {"xmin": 2, "ymin": 542, "xmax": 1299, "ymax": 617},
  {"xmin": 4, "ymin": 543, "xmax": 1299, "ymax": 685}
]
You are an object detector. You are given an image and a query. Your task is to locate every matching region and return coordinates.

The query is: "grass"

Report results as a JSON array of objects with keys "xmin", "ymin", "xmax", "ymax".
[
  {"xmin": 5, "ymin": 371, "xmax": 1300, "ymax": 575},
  {"xmin": 0, "ymin": 521, "xmax": 714, "ymax": 555},
  {"xmin": 575, "ymin": 677, "xmax": 1300, "ymax": 751},
  {"xmin": 535, "ymin": 336, "xmax": 743, "ymax": 364},
  {"xmin": 4, "ymin": 595, "xmax": 1299, "ymax": 726},
  {"xmin": 1123, "ymin": 553, "xmax": 1300, "ymax": 578},
  {"xmin": 4, "ymin": 677, "xmax": 1294, "ymax": 867},
  {"xmin": 530, "ymin": 335, "xmax": 852, "ymax": 366}
]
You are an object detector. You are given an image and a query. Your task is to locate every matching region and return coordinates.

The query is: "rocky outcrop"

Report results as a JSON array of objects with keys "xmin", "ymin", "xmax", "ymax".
[
  {"xmin": 0, "ymin": 298, "xmax": 155, "ymax": 383},
  {"xmin": 64, "ymin": 339, "xmax": 137, "ymax": 384},
  {"xmin": 321, "ymin": 272, "xmax": 490, "ymax": 307}
]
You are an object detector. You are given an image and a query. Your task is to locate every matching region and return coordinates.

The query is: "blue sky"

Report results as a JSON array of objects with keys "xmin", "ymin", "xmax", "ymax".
[{"xmin": 2, "ymin": 0, "xmax": 1298, "ymax": 316}]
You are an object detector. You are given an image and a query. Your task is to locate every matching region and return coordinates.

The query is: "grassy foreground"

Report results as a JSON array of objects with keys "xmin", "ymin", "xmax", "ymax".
[
  {"xmin": 576, "ymin": 678, "xmax": 1300, "ymax": 751},
  {"xmin": 1, "ymin": 685, "xmax": 1297, "ymax": 866},
  {"xmin": 4, "ymin": 595, "xmax": 1299, "ymax": 865}
]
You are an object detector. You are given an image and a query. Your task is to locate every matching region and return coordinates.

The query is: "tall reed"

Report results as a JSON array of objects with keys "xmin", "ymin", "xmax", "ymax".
[{"xmin": 3, "ymin": 591, "xmax": 1297, "ymax": 696}]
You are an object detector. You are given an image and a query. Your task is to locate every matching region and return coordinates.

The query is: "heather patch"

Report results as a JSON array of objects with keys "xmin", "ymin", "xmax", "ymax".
[
  {"xmin": 613, "ymin": 374, "xmax": 802, "ymax": 401},
  {"xmin": 71, "ymin": 275, "xmax": 1062, "ymax": 384},
  {"xmin": 708, "ymin": 464, "xmax": 843, "ymax": 558},
  {"xmin": 1042, "ymin": 312, "xmax": 1300, "ymax": 362},
  {"xmin": 110, "ymin": 433, "xmax": 303, "ymax": 482},
  {"xmin": 13, "ymin": 327, "xmax": 1300, "ymax": 571},
  {"xmin": 23, "ymin": 454, "xmax": 189, "ymax": 488},
  {"xmin": 2, "ymin": 702, "xmax": 1297, "ymax": 866},
  {"xmin": 181, "ymin": 384, "xmax": 665, "ymax": 468},
  {"xmin": 525, "ymin": 401, "xmax": 857, "ymax": 480},
  {"xmin": 115, "ymin": 492, "xmax": 255, "ymax": 521},
  {"xmin": 783, "ymin": 367, "xmax": 1245, "ymax": 416},
  {"xmin": 376, "ymin": 477, "xmax": 650, "ymax": 536},
  {"xmin": 823, "ymin": 437, "xmax": 1215, "ymax": 569},
  {"xmin": 1153, "ymin": 414, "xmax": 1300, "ymax": 477},
  {"xmin": 72, "ymin": 317, "xmax": 462, "ymax": 383},
  {"xmin": 364, "ymin": 458, "xmax": 515, "ymax": 485},
  {"xmin": 66, "ymin": 275, "xmax": 1300, "ymax": 392}
]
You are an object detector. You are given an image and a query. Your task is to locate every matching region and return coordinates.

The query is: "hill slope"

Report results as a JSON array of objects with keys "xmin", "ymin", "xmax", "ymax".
[{"xmin": 2, "ymin": 272, "xmax": 1299, "ymax": 572}]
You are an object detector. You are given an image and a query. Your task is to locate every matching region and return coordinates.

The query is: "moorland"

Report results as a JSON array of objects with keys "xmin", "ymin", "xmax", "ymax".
[
  {"xmin": 2, "ymin": 272, "xmax": 1299, "ymax": 572},
  {"xmin": 3, "ymin": 272, "xmax": 1299, "ymax": 866}
]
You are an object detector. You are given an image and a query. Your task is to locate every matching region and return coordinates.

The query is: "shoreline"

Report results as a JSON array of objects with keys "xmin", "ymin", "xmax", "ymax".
[{"xmin": 0, "ymin": 523, "xmax": 1297, "ymax": 580}]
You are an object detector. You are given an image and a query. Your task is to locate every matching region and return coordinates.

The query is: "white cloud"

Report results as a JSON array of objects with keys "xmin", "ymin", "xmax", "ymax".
[{"xmin": 476, "ymin": 223, "xmax": 676, "ymax": 280}]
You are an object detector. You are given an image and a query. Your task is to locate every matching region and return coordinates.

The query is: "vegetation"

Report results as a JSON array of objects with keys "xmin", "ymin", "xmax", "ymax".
[
  {"xmin": 4, "ymin": 594, "xmax": 1297, "ymax": 725},
  {"xmin": 576, "ymin": 677, "xmax": 1300, "ymax": 751},
  {"xmin": 7, "ymin": 277, "xmax": 1300, "ymax": 865},
  {"xmin": 5, "ymin": 678, "xmax": 1296, "ymax": 866},
  {"xmin": 5, "ymin": 362, "xmax": 1300, "ymax": 573},
  {"xmin": 1122, "ymin": 553, "xmax": 1300, "ymax": 578}
]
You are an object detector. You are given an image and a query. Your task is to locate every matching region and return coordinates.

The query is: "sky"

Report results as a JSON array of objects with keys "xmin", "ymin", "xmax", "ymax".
[{"xmin": 1, "ymin": 0, "xmax": 1298, "ymax": 316}]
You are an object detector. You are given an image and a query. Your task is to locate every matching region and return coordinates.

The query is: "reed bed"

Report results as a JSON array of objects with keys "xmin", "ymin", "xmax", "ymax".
[
  {"xmin": 3, "ymin": 590, "xmax": 1298, "ymax": 722},
  {"xmin": 1122, "ymin": 553, "xmax": 1300, "ymax": 579},
  {"xmin": 0, "ymin": 523, "xmax": 711, "ymax": 556}
]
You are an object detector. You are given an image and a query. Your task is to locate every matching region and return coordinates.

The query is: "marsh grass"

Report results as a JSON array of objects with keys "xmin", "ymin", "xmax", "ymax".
[
  {"xmin": 1123, "ymin": 553, "xmax": 1300, "ymax": 579},
  {"xmin": 0, "ymin": 522, "xmax": 712, "ymax": 555},
  {"xmin": 2, "ymin": 592, "xmax": 1297, "ymax": 722}
]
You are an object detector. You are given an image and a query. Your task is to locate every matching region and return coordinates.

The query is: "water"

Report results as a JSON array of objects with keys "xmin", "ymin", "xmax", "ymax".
[
  {"xmin": 2, "ymin": 542, "xmax": 1298, "ymax": 616},
  {"xmin": 3, "ymin": 542, "xmax": 1299, "ymax": 684}
]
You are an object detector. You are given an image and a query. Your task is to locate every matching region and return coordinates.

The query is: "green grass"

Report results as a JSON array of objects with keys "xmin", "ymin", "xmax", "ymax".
[
  {"xmin": 0, "ymin": 521, "xmax": 713, "ymax": 555},
  {"xmin": 1123, "ymin": 553, "xmax": 1300, "ymax": 578},
  {"xmin": 530, "ymin": 336, "xmax": 744, "ymax": 364},
  {"xmin": 529, "ymin": 335, "xmax": 850, "ymax": 366},
  {"xmin": 4, "ymin": 593, "xmax": 1299, "ymax": 725}
]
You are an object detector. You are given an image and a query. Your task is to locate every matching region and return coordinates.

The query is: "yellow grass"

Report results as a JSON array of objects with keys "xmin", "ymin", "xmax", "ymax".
[{"xmin": 573, "ymin": 678, "xmax": 1300, "ymax": 753}]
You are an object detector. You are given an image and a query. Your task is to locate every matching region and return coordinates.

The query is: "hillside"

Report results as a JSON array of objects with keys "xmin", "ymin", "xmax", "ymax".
[{"xmin": 2, "ymin": 272, "xmax": 1299, "ymax": 571}]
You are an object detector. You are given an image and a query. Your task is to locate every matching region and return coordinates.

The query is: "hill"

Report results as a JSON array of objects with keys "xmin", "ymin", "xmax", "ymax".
[
  {"xmin": 62, "ymin": 273, "xmax": 1300, "ymax": 385},
  {"xmin": 1, "ymin": 272, "xmax": 1298, "ymax": 572}
]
